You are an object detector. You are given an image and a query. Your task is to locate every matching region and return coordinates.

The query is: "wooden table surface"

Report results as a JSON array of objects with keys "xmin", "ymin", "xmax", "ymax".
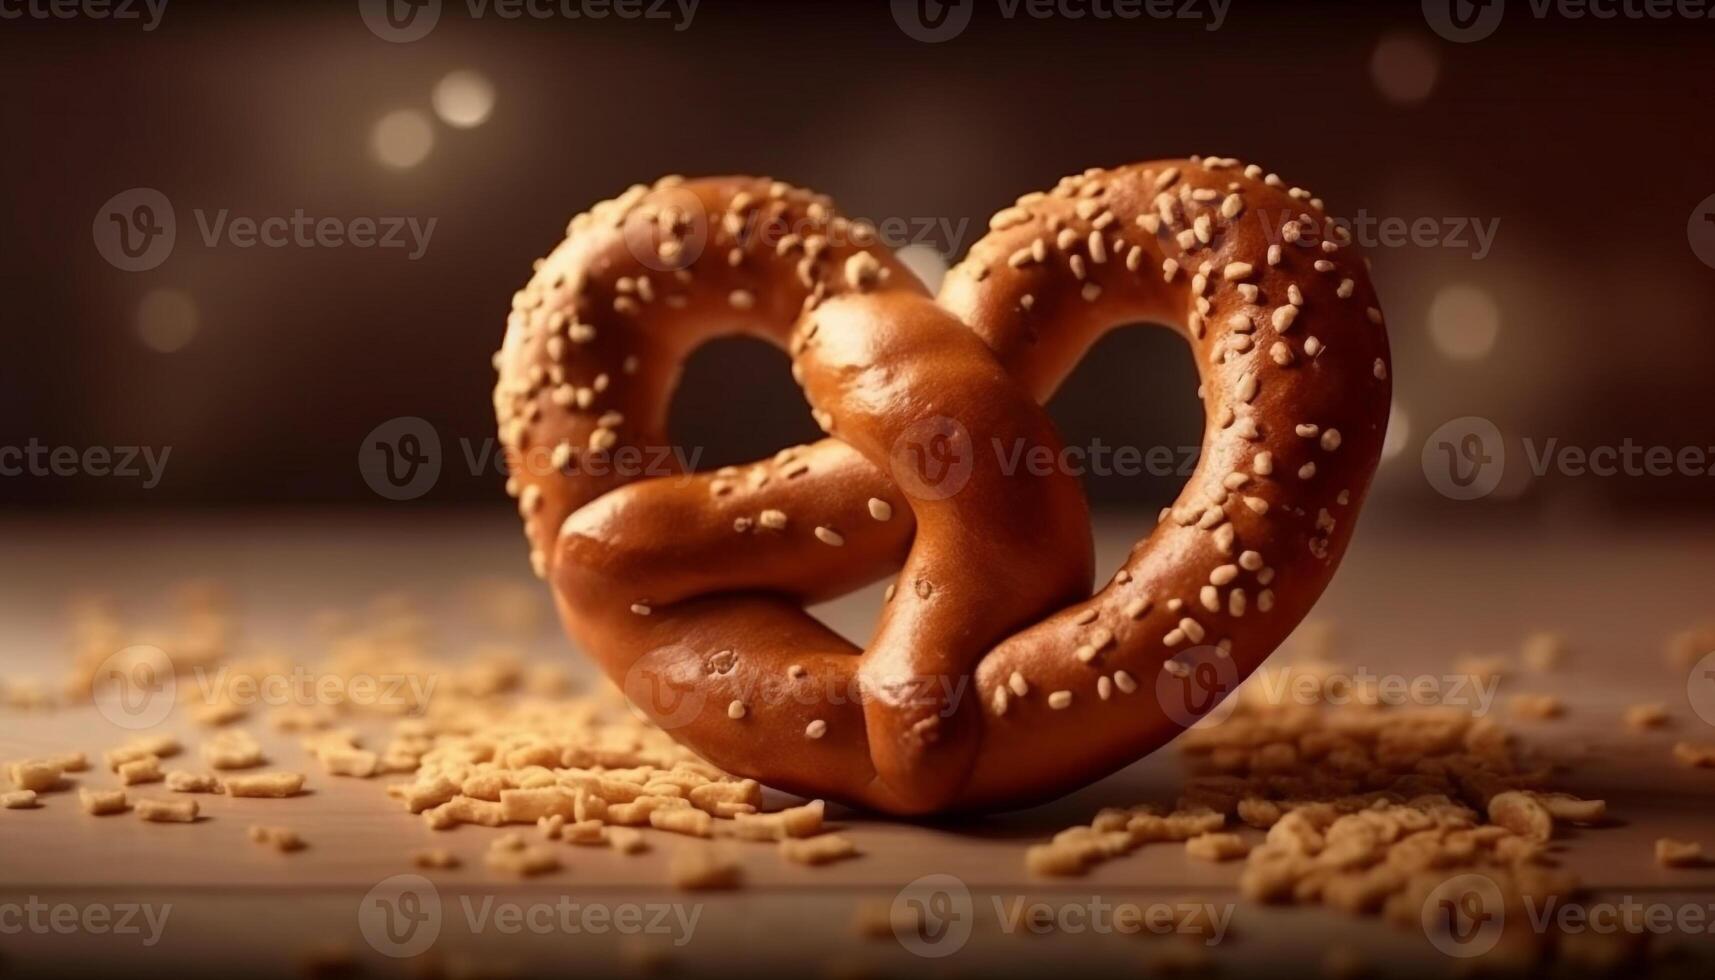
[{"xmin": 2, "ymin": 511, "xmax": 1712, "ymax": 978}]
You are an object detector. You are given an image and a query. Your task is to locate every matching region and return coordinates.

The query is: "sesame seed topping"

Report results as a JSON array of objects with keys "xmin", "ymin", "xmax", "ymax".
[
  {"xmin": 805, "ymin": 720, "xmax": 827, "ymax": 739},
  {"xmin": 727, "ymin": 700, "xmax": 747, "ymax": 720},
  {"xmin": 1223, "ymin": 262, "xmax": 1254, "ymax": 281},
  {"xmin": 867, "ymin": 498, "xmax": 893, "ymax": 521},
  {"xmin": 630, "ymin": 603, "xmax": 652, "ymax": 616},
  {"xmin": 1320, "ymin": 429, "xmax": 1343, "ymax": 451},
  {"xmin": 1048, "ymin": 691, "xmax": 1073, "ymax": 710},
  {"xmin": 758, "ymin": 509, "xmax": 788, "ymax": 531},
  {"xmin": 729, "ymin": 289, "xmax": 755, "ymax": 311},
  {"xmin": 1114, "ymin": 671, "xmax": 1137, "ymax": 694},
  {"xmin": 1210, "ymin": 565, "xmax": 1240, "ymax": 586},
  {"xmin": 1272, "ymin": 306, "xmax": 1299, "ymax": 332},
  {"xmin": 1008, "ymin": 672, "xmax": 1029, "ymax": 697},
  {"xmin": 814, "ymin": 526, "xmax": 845, "ymax": 547}
]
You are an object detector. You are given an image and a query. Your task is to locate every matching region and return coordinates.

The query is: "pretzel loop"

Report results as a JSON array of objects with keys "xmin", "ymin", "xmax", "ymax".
[{"xmin": 493, "ymin": 160, "xmax": 1392, "ymax": 814}]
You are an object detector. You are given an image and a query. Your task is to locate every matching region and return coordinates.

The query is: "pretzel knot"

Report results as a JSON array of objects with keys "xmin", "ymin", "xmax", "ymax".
[{"xmin": 493, "ymin": 159, "xmax": 1392, "ymax": 815}]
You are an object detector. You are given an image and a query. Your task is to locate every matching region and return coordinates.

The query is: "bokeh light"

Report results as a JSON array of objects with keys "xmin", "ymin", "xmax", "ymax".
[
  {"xmin": 896, "ymin": 243, "xmax": 950, "ymax": 292},
  {"xmin": 432, "ymin": 70, "xmax": 496, "ymax": 129},
  {"xmin": 371, "ymin": 109, "xmax": 435, "ymax": 169},
  {"xmin": 1428, "ymin": 284, "xmax": 1501, "ymax": 361},
  {"xmin": 136, "ymin": 288, "xmax": 200, "ymax": 353},
  {"xmin": 1381, "ymin": 401, "xmax": 1410, "ymax": 463},
  {"xmin": 1370, "ymin": 33, "xmax": 1440, "ymax": 106}
]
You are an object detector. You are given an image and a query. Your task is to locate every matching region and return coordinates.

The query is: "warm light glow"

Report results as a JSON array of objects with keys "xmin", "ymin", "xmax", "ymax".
[
  {"xmin": 896, "ymin": 243, "xmax": 950, "ymax": 293},
  {"xmin": 432, "ymin": 70, "xmax": 496, "ymax": 129},
  {"xmin": 371, "ymin": 109, "xmax": 435, "ymax": 169},
  {"xmin": 1382, "ymin": 402, "xmax": 1410, "ymax": 463},
  {"xmin": 136, "ymin": 288, "xmax": 200, "ymax": 353},
  {"xmin": 1370, "ymin": 33, "xmax": 1440, "ymax": 106},
  {"xmin": 1428, "ymin": 284, "xmax": 1501, "ymax": 360}
]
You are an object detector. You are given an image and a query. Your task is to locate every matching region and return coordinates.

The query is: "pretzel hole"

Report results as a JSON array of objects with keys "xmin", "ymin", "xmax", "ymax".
[
  {"xmin": 667, "ymin": 336, "xmax": 821, "ymax": 471},
  {"xmin": 1044, "ymin": 325, "xmax": 1203, "ymax": 512}
]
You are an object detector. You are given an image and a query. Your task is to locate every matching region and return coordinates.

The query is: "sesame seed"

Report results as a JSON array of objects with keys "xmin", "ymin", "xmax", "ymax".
[
  {"xmin": 630, "ymin": 603, "xmax": 652, "ymax": 616},
  {"xmin": 729, "ymin": 290, "xmax": 755, "ymax": 311},
  {"xmin": 1223, "ymin": 262, "xmax": 1254, "ymax": 281},
  {"xmin": 992, "ymin": 688, "xmax": 1009, "ymax": 715},
  {"xmin": 1374, "ymin": 359, "xmax": 1388, "ymax": 380},
  {"xmin": 1314, "ymin": 260, "xmax": 1335, "ymax": 272},
  {"xmin": 1267, "ymin": 244, "xmax": 1282, "ymax": 266},
  {"xmin": 805, "ymin": 720, "xmax": 827, "ymax": 739},
  {"xmin": 1299, "ymin": 462, "xmax": 1317, "ymax": 480},
  {"xmin": 1320, "ymin": 429, "xmax": 1343, "ymax": 451},
  {"xmin": 1200, "ymin": 586, "xmax": 1220, "ymax": 612},
  {"xmin": 758, "ymin": 509, "xmax": 788, "ymax": 530},
  {"xmin": 1008, "ymin": 672, "xmax": 1029, "ymax": 697},
  {"xmin": 814, "ymin": 526, "xmax": 845, "ymax": 547},
  {"xmin": 867, "ymin": 498, "xmax": 893, "ymax": 521},
  {"xmin": 1048, "ymin": 691, "xmax": 1073, "ymax": 710},
  {"xmin": 727, "ymin": 701, "xmax": 746, "ymax": 720},
  {"xmin": 1367, "ymin": 307, "xmax": 1385, "ymax": 325},
  {"xmin": 1337, "ymin": 279, "xmax": 1355, "ymax": 299},
  {"xmin": 1304, "ymin": 336, "xmax": 1324, "ymax": 357},
  {"xmin": 1272, "ymin": 306, "xmax": 1299, "ymax": 332},
  {"xmin": 1296, "ymin": 424, "xmax": 1320, "ymax": 438},
  {"xmin": 1123, "ymin": 597, "xmax": 1151, "ymax": 619},
  {"xmin": 1270, "ymin": 342, "xmax": 1294, "ymax": 366},
  {"xmin": 1244, "ymin": 495, "xmax": 1270, "ymax": 515},
  {"xmin": 1210, "ymin": 565, "xmax": 1239, "ymax": 586},
  {"xmin": 1114, "ymin": 671, "xmax": 1138, "ymax": 694},
  {"xmin": 1258, "ymin": 590, "xmax": 1275, "ymax": 612},
  {"xmin": 1180, "ymin": 618, "xmax": 1207, "ymax": 643}
]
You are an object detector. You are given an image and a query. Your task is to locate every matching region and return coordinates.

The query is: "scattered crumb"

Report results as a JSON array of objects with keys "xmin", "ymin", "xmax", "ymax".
[
  {"xmin": 136, "ymin": 797, "xmax": 199, "ymax": 823},
  {"xmin": 1522, "ymin": 631, "xmax": 1568, "ymax": 672},
  {"xmin": 223, "ymin": 772, "xmax": 306, "ymax": 798},
  {"xmin": 1672, "ymin": 742, "xmax": 1715, "ymax": 768},
  {"xmin": 1625, "ymin": 703, "xmax": 1669, "ymax": 730},
  {"xmin": 79, "ymin": 788, "xmax": 129, "ymax": 816},
  {"xmin": 2, "ymin": 790, "xmax": 40, "ymax": 809},
  {"xmin": 668, "ymin": 845, "xmax": 742, "ymax": 890},
  {"xmin": 1508, "ymin": 693, "xmax": 1564, "ymax": 720},
  {"xmin": 1655, "ymin": 838, "xmax": 1705, "ymax": 868},
  {"xmin": 414, "ymin": 848, "xmax": 461, "ymax": 870},
  {"xmin": 779, "ymin": 834, "xmax": 859, "ymax": 866},
  {"xmin": 248, "ymin": 825, "xmax": 306, "ymax": 852},
  {"xmin": 1185, "ymin": 831, "xmax": 1251, "ymax": 862}
]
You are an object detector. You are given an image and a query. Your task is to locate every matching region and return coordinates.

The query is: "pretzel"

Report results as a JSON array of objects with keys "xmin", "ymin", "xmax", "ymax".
[{"xmin": 492, "ymin": 159, "xmax": 1391, "ymax": 814}]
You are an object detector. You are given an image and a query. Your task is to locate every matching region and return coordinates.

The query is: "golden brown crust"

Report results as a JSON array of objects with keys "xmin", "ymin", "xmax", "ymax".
[{"xmin": 494, "ymin": 159, "xmax": 1392, "ymax": 814}]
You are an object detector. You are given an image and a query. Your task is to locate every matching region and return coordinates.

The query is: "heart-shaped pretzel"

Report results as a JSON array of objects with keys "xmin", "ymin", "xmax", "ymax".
[{"xmin": 493, "ymin": 159, "xmax": 1391, "ymax": 815}]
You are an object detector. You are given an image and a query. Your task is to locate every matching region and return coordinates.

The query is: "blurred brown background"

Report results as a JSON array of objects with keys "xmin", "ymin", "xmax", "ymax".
[{"xmin": 3, "ymin": 0, "xmax": 1713, "ymax": 517}]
